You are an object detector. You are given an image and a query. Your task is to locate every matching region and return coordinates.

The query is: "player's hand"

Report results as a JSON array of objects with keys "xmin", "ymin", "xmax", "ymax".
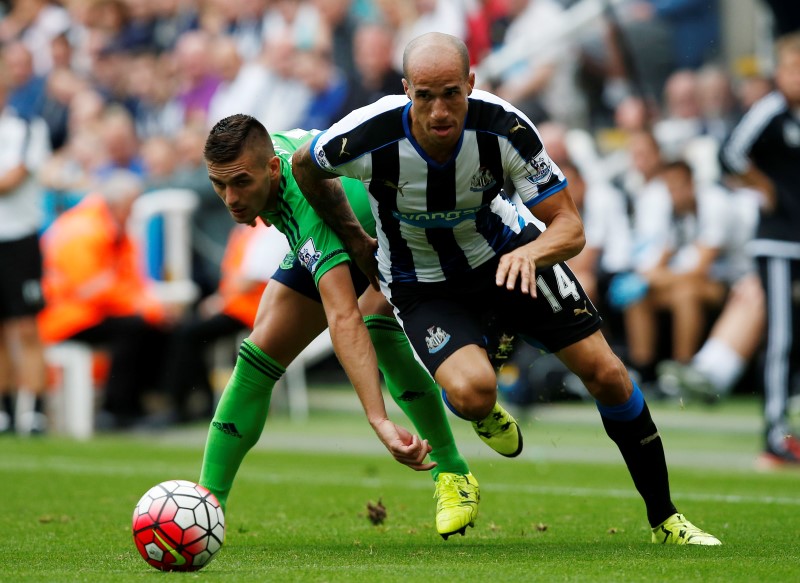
[
  {"xmin": 371, "ymin": 418, "xmax": 436, "ymax": 471},
  {"xmin": 350, "ymin": 235, "xmax": 380, "ymax": 291},
  {"xmin": 496, "ymin": 247, "xmax": 537, "ymax": 298}
]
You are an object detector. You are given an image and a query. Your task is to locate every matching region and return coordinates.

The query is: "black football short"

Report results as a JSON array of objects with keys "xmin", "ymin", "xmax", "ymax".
[
  {"xmin": 385, "ymin": 225, "xmax": 602, "ymax": 376},
  {"xmin": 270, "ymin": 252, "xmax": 370, "ymax": 303},
  {"xmin": 0, "ymin": 234, "xmax": 45, "ymax": 319}
]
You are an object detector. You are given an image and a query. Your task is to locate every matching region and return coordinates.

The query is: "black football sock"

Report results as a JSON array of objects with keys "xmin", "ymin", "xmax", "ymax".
[
  {"xmin": 598, "ymin": 382, "xmax": 677, "ymax": 527},
  {"xmin": 1, "ymin": 393, "xmax": 13, "ymax": 429}
]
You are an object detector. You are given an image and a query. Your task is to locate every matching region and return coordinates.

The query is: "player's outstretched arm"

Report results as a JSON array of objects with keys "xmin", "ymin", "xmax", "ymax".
[
  {"xmin": 292, "ymin": 143, "xmax": 379, "ymax": 289},
  {"xmin": 318, "ymin": 263, "xmax": 435, "ymax": 471}
]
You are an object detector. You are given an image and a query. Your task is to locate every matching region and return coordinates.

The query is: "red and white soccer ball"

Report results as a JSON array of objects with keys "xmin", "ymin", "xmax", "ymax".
[{"xmin": 132, "ymin": 479, "xmax": 225, "ymax": 572}]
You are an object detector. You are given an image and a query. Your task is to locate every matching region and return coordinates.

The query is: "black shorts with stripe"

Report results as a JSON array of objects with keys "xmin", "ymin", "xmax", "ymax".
[
  {"xmin": 0, "ymin": 234, "xmax": 45, "ymax": 320},
  {"xmin": 386, "ymin": 225, "xmax": 602, "ymax": 376}
]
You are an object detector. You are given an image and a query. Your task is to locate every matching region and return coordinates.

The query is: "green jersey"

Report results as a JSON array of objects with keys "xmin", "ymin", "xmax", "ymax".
[{"xmin": 262, "ymin": 129, "xmax": 375, "ymax": 286}]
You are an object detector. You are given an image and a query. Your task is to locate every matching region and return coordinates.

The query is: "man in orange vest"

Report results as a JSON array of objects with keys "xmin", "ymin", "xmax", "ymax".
[
  {"xmin": 38, "ymin": 170, "xmax": 170, "ymax": 429},
  {"xmin": 156, "ymin": 221, "xmax": 289, "ymax": 424}
]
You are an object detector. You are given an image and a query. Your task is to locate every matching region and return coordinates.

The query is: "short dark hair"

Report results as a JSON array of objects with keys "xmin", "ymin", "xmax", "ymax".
[{"xmin": 204, "ymin": 114, "xmax": 273, "ymax": 165}]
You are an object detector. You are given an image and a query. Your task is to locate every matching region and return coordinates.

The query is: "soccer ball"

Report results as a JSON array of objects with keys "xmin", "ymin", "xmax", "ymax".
[{"xmin": 132, "ymin": 479, "xmax": 225, "ymax": 572}]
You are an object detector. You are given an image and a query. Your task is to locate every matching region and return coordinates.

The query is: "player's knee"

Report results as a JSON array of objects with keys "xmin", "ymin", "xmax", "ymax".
[
  {"xmin": 442, "ymin": 371, "xmax": 496, "ymax": 420},
  {"xmin": 581, "ymin": 354, "xmax": 631, "ymax": 404}
]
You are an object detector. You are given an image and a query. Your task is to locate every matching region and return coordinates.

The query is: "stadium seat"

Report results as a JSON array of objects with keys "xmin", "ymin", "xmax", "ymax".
[
  {"xmin": 128, "ymin": 188, "xmax": 200, "ymax": 308},
  {"xmin": 45, "ymin": 341, "xmax": 96, "ymax": 440},
  {"xmin": 282, "ymin": 329, "xmax": 333, "ymax": 422},
  {"xmin": 210, "ymin": 329, "xmax": 334, "ymax": 423}
]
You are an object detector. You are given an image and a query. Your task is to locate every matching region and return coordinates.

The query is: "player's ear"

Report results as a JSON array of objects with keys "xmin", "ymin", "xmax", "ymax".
[
  {"xmin": 402, "ymin": 78, "xmax": 410, "ymax": 97},
  {"xmin": 467, "ymin": 71, "xmax": 475, "ymax": 95},
  {"xmin": 268, "ymin": 155, "xmax": 281, "ymax": 178}
]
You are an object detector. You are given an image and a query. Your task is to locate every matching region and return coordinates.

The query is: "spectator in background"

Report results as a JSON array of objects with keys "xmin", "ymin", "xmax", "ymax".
[
  {"xmin": 95, "ymin": 106, "xmax": 145, "ymax": 177},
  {"xmin": 736, "ymin": 73, "xmax": 774, "ymax": 112},
  {"xmin": 313, "ymin": 0, "xmax": 359, "ymax": 80},
  {"xmin": 39, "ymin": 88, "xmax": 107, "ymax": 220},
  {"xmin": 67, "ymin": 88, "xmax": 106, "ymax": 137},
  {"xmin": 611, "ymin": 130, "xmax": 667, "ymax": 381},
  {"xmin": 116, "ymin": 0, "xmax": 158, "ymax": 53},
  {"xmin": 653, "ymin": 69, "xmax": 703, "ymax": 161},
  {"xmin": 0, "ymin": 72, "xmax": 51, "ymax": 435},
  {"xmin": 696, "ymin": 64, "xmax": 739, "ymax": 144},
  {"xmin": 0, "ymin": 0, "xmax": 71, "ymax": 75},
  {"xmin": 620, "ymin": 128, "xmax": 665, "ymax": 213},
  {"xmin": 622, "ymin": 161, "xmax": 750, "ymax": 378},
  {"xmin": 150, "ymin": 0, "xmax": 200, "ymax": 53},
  {"xmin": 3, "ymin": 41, "xmax": 47, "ymax": 122},
  {"xmin": 141, "ymin": 135, "xmax": 177, "ymax": 186},
  {"xmin": 562, "ymin": 161, "xmax": 633, "ymax": 315},
  {"xmin": 172, "ymin": 30, "xmax": 221, "ymax": 127},
  {"xmin": 40, "ymin": 127, "xmax": 103, "ymax": 203},
  {"xmin": 128, "ymin": 52, "xmax": 183, "ymax": 138},
  {"xmin": 88, "ymin": 44, "xmax": 138, "ymax": 112},
  {"xmin": 658, "ymin": 272, "xmax": 765, "ymax": 401},
  {"xmin": 720, "ymin": 32, "xmax": 800, "ymax": 465},
  {"xmin": 295, "ymin": 45, "xmax": 349, "ymax": 130},
  {"xmin": 389, "ymin": 0, "xmax": 467, "ymax": 72},
  {"xmin": 50, "ymin": 31, "xmax": 73, "ymax": 70},
  {"xmin": 207, "ymin": 36, "xmax": 270, "ymax": 127},
  {"xmin": 253, "ymin": 33, "xmax": 311, "ymax": 131},
  {"xmin": 40, "ymin": 67, "xmax": 86, "ymax": 152},
  {"xmin": 465, "ymin": 0, "xmax": 510, "ymax": 66},
  {"xmin": 262, "ymin": 0, "xmax": 324, "ymax": 51},
  {"xmin": 336, "ymin": 23, "xmax": 404, "ymax": 120},
  {"xmin": 633, "ymin": 0, "xmax": 720, "ymax": 70},
  {"xmin": 212, "ymin": 0, "xmax": 267, "ymax": 61},
  {"xmin": 37, "ymin": 171, "xmax": 170, "ymax": 430},
  {"xmin": 589, "ymin": 0, "xmax": 674, "ymax": 118},
  {"xmin": 492, "ymin": 0, "xmax": 586, "ymax": 127},
  {"xmin": 155, "ymin": 221, "xmax": 290, "ymax": 425}
]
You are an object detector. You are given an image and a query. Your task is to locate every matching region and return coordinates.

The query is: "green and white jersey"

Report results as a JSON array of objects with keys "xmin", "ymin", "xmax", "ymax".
[{"xmin": 262, "ymin": 129, "xmax": 375, "ymax": 286}]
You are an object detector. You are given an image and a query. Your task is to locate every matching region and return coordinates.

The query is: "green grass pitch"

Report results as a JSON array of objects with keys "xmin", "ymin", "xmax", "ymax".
[{"xmin": 2, "ymin": 395, "xmax": 799, "ymax": 582}]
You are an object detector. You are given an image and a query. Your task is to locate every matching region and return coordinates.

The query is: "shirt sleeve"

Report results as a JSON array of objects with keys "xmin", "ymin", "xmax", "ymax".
[{"xmin": 502, "ymin": 138, "xmax": 567, "ymax": 207}]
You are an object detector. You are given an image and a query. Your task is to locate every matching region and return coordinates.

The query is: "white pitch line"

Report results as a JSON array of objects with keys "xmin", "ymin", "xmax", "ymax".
[{"xmin": 3, "ymin": 456, "xmax": 799, "ymax": 508}]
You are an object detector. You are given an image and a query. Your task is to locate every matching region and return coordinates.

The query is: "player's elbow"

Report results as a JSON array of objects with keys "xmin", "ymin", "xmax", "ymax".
[
  {"xmin": 567, "ymin": 220, "xmax": 586, "ymax": 257},
  {"xmin": 325, "ymin": 302, "xmax": 362, "ymax": 336}
]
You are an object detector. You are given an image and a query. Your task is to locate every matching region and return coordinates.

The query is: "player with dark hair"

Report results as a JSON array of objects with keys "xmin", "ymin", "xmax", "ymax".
[
  {"xmin": 200, "ymin": 115, "xmax": 522, "ymax": 538},
  {"xmin": 292, "ymin": 32, "xmax": 720, "ymax": 545},
  {"xmin": 720, "ymin": 31, "xmax": 800, "ymax": 465}
]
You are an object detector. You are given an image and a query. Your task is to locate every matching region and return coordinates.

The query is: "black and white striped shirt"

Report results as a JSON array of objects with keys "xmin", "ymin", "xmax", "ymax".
[
  {"xmin": 310, "ymin": 89, "xmax": 566, "ymax": 284},
  {"xmin": 721, "ymin": 91, "xmax": 800, "ymax": 253}
]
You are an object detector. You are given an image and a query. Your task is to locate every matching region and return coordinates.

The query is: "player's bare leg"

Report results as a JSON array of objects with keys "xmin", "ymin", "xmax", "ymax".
[{"xmin": 435, "ymin": 346, "xmax": 523, "ymax": 458}]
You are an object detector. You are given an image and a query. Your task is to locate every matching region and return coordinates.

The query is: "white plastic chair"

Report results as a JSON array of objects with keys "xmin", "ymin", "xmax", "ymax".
[{"xmin": 128, "ymin": 188, "xmax": 200, "ymax": 307}]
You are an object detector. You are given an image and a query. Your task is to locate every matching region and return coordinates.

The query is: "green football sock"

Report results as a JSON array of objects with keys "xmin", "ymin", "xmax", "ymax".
[
  {"xmin": 364, "ymin": 315, "xmax": 470, "ymax": 480},
  {"xmin": 199, "ymin": 339, "xmax": 285, "ymax": 512}
]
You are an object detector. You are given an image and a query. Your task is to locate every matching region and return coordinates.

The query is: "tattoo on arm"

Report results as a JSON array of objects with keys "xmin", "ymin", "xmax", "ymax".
[{"xmin": 292, "ymin": 145, "xmax": 367, "ymax": 245}]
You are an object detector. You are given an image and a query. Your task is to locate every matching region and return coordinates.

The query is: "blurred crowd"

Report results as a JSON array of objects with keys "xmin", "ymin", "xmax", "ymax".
[{"xmin": 0, "ymin": 0, "xmax": 797, "ymax": 434}]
